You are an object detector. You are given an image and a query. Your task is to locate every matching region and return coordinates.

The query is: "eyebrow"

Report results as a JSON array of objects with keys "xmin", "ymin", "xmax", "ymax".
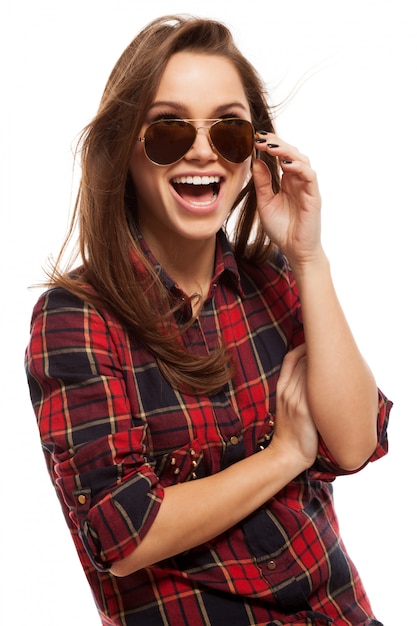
[{"xmin": 148, "ymin": 100, "xmax": 249, "ymax": 116}]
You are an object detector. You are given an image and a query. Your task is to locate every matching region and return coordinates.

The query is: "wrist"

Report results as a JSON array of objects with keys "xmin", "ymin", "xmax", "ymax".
[
  {"xmin": 261, "ymin": 439, "xmax": 311, "ymax": 485},
  {"xmin": 289, "ymin": 246, "xmax": 329, "ymax": 279}
]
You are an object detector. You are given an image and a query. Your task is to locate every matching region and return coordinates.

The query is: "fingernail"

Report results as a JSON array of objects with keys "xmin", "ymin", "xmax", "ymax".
[
  {"xmin": 255, "ymin": 138, "xmax": 267, "ymax": 143},
  {"xmin": 257, "ymin": 130, "xmax": 268, "ymax": 135},
  {"xmin": 267, "ymin": 143, "xmax": 279, "ymax": 148},
  {"xmin": 282, "ymin": 159, "xmax": 292, "ymax": 164}
]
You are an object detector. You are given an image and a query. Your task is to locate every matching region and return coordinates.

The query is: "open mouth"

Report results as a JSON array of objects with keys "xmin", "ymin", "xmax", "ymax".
[{"xmin": 171, "ymin": 175, "xmax": 221, "ymax": 207}]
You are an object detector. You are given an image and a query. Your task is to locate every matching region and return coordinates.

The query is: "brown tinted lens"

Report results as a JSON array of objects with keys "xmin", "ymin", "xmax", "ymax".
[
  {"xmin": 144, "ymin": 120, "xmax": 196, "ymax": 165},
  {"xmin": 209, "ymin": 119, "xmax": 254, "ymax": 163}
]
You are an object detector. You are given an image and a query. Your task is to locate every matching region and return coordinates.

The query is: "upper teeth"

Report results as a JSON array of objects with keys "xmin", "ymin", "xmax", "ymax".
[{"xmin": 172, "ymin": 175, "xmax": 220, "ymax": 185}]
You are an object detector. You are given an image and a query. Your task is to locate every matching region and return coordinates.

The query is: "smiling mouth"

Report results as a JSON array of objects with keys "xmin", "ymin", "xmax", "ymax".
[{"xmin": 171, "ymin": 175, "xmax": 221, "ymax": 206}]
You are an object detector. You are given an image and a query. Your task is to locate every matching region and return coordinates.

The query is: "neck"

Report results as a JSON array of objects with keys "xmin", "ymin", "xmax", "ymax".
[{"xmin": 144, "ymin": 231, "xmax": 217, "ymax": 301}]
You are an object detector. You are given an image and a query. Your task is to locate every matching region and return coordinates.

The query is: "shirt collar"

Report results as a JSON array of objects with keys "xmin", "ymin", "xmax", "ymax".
[{"xmin": 212, "ymin": 229, "xmax": 243, "ymax": 296}]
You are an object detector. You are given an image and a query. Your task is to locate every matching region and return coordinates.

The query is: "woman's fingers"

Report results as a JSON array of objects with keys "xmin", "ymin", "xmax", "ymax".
[
  {"xmin": 276, "ymin": 343, "xmax": 307, "ymax": 391},
  {"xmin": 255, "ymin": 134, "xmax": 311, "ymax": 167},
  {"xmin": 272, "ymin": 344, "xmax": 319, "ymax": 466},
  {"xmin": 252, "ymin": 133, "xmax": 322, "ymax": 265}
]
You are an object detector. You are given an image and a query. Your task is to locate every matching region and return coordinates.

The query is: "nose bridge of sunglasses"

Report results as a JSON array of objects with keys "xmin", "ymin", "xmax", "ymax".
[
  {"xmin": 187, "ymin": 124, "xmax": 217, "ymax": 154},
  {"xmin": 196, "ymin": 123, "xmax": 216, "ymax": 137}
]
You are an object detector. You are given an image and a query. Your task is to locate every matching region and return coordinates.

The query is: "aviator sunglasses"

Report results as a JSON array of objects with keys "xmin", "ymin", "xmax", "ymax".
[{"xmin": 138, "ymin": 118, "xmax": 255, "ymax": 166}]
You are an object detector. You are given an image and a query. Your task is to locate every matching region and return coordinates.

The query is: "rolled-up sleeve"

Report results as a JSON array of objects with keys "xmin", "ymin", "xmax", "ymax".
[
  {"xmin": 25, "ymin": 287, "xmax": 164, "ymax": 571},
  {"xmin": 312, "ymin": 388, "xmax": 392, "ymax": 479}
]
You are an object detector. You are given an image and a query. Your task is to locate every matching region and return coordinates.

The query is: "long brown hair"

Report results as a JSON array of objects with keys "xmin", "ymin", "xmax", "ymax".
[{"xmin": 49, "ymin": 15, "xmax": 281, "ymax": 395}]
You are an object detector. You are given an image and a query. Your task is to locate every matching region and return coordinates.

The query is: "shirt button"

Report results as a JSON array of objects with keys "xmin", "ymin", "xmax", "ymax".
[
  {"xmin": 230, "ymin": 435, "xmax": 239, "ymax": 445},
  {"xmin": 77, "ymin": 494, "xmax": 87, "ymax": 505},
  {"xmin": 266, "ymin": 560, "xmax": 276, "ymax": 571}
]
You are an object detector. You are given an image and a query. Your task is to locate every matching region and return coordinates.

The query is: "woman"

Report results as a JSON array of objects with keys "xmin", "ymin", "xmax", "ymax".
[{"xmin": 25, "ymin": 14, "xmax": 392, "ymax": 626}]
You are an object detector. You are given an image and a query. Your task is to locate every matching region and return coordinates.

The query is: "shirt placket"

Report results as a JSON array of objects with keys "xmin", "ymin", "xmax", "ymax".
[{"xmin": 182, "ymin": 287, "xmax": 246, "ymax": 469}]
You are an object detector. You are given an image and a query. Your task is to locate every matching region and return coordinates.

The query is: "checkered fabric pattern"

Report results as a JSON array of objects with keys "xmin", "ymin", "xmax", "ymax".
[{"xmin": 25, "ymin": 230, "xmax": 391, "ymax": 625}]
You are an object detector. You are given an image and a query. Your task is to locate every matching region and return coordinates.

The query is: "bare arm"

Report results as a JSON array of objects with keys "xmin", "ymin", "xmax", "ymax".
[
  {"xmin": 292, "ymin": 250, "xmax": 378, "ymax": 470},
  {"xmin": 253, "ymin": 141, "xmax": 378, "ymax": 470},
  {"xmin": 111, "ymin": 344, "xmax": 317, "ymax": 576}
]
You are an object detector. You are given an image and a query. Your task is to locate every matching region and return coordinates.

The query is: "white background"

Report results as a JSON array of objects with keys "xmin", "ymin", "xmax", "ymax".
[{"xmin": 1, "ymin": 1, "xmax": 415, "ymax": 624}]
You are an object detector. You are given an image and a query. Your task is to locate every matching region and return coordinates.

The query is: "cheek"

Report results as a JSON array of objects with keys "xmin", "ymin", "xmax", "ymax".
[
  {"xmin": 129, "ymin": 146, "xmax": 163, "ymax": 201},
  {"xmin": 234, "ymin": 160, "xmax": 252, "ymax": 191}
]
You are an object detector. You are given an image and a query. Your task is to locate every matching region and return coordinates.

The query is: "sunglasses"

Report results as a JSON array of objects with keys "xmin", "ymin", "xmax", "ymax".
[{"xmin": 138, "ymin": 118, "xmax": 254, "ymax": 166}]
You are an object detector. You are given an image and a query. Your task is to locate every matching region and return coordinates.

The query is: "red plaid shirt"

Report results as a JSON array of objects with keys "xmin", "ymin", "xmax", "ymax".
[{"xmin": 25, "ymin": 231, "xmax": 391, "ymax": 626}]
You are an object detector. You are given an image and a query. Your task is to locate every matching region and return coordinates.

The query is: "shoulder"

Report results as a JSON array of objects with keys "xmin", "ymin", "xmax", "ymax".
[
  {"xmin": 31, "ymin": 285, "xmax": 93, "ymax": 319},
  {"xmin": 27, "ymin": 284, "xmax": 127, "ymax": 373},
  {"xmin": 29, "ymin": 283, "xmax": 112, "ymax": 336},
  {"xmin": 237, "ymin": 246, "xmax": 295, "ymax": 289},
  {"xmin": 33, "ymin": 285, "xmax": 87, "ymax": 309}
]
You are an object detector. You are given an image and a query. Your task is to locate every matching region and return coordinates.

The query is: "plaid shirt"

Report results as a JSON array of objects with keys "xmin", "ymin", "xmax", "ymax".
[{"xmin": 25, "ymin": 230, "xmax": 391, "ymax": 626}]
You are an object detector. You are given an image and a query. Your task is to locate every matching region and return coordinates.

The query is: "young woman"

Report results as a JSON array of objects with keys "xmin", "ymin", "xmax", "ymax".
[{"xmin": 25, "ymin": 14, "xmax": 392, "ymax": 626}]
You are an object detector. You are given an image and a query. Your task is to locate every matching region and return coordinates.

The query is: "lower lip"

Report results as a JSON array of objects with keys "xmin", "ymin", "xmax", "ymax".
[{"xmin": 170, "ymin": 184, "xmax": 224, "ymax": 216}]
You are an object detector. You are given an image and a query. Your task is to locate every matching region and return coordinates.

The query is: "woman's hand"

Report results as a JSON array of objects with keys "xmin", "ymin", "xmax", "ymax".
[
  {"xmin": 252, "ymin": 135, "xmax": 322, "ymax": 269},
  {"xmin": 269, "ymin": 344, "xmax": 318, "ymax": 469}
]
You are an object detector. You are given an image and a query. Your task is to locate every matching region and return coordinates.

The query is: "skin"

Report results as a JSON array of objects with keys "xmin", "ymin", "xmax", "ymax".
[
  {"xmin": 129, "ymin": 52, "xmax": 252, "ymax": 305},
  {"xmin": 111, "ymin": 51, "xmax": 379, "ymax": 577}
]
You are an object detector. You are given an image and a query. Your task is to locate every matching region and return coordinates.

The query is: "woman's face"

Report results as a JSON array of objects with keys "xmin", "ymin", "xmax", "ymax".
[{"xmin": 129, "ymin": 52, "xmax": 252, "ymax": 251}]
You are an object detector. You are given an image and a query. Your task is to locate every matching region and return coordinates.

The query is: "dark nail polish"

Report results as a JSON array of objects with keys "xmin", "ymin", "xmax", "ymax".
[
  {"xmin": 267, "ymin": 143, "xmax": 279, "ymax": 148},
  {"xmin": 257, "ymin": 130, "xmax": 268, "ymax": 135},
  {"xmin": 282, "ymin": 159, "xmax": 292, "ymax": 164},
  {"xmin": 255, "ymin": 138, "xmax": 267, "ymax": 143}
]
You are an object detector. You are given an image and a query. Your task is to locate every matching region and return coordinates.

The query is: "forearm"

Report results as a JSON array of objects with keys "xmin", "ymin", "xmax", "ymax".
[
  {"xmin": 110, "ymin": 442, "xmax": 306, "ymax": 576},
  {"xmin": 292, "ymin": 249, "xmax": 379, "ymax": 470}
]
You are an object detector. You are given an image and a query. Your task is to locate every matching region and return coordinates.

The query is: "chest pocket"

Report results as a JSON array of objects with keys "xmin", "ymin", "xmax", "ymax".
[{"xmin": 154, "ymin": 439, "xmax": 204, "ymax": 487}]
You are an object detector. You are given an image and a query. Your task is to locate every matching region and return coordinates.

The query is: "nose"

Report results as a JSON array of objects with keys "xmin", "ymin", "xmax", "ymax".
[{"xmin": 184, "ymin": 126, "xmax": 218, "ymax": 162}]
